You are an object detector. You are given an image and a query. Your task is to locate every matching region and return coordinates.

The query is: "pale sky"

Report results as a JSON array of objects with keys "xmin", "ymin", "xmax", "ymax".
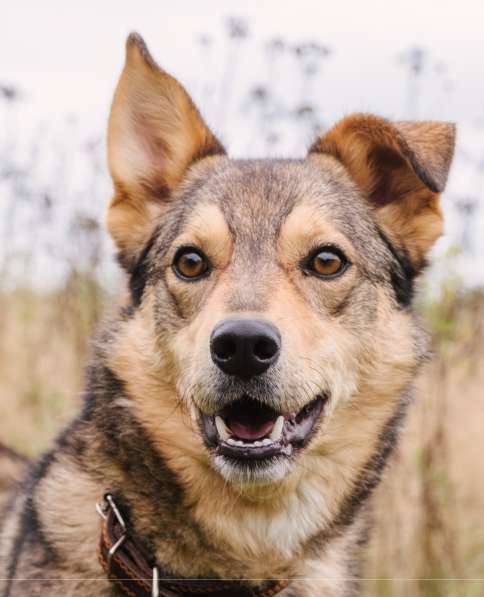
[
  {"xmin": 2, "ymin": 0, "xmax": 484, "ymax": 127},
  {"xmin": 1, "ymin": 0, "xmax": 484, "ymax": 286}
]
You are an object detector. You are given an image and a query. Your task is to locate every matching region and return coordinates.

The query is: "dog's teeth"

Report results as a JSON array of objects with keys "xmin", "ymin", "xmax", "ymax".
[
  {"xmin": 282, "ymin": 443, "xmax": 293, "ymax": 456},
  {"xmin": 235, "ymin": 440, "xmax": 245, "ymax": 447},
  {"xmin": 215, "ymin": 416, "xmax": 230, "ymax": 440},
  {"xmin": 227, "ymin": 438, "xmax": 237, "ymax": 445},
  {"xmin": 269, "ymin": 416, "xmax": 284, "ymax": 441},
  {"xmin": 262, "ymin": 438, "xmax": 273, "ymax": 446},
  {"xmin": 253, "ymin": 441, "xmax": 262, "ymax": 447}
]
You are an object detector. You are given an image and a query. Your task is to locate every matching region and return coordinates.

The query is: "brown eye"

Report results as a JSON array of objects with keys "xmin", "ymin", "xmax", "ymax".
[
  {"xmin": 173, "ymin": 247, "xmax": 209, "ymax": 280},
  {"xmin": 306, "ymin": 247, "xmax": 348, "ymax": 278}
]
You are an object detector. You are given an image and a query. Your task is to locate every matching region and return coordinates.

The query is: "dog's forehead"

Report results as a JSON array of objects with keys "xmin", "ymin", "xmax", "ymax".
[{"xmin": 189, "ymin": 157, "xmax": 374, "ymax": 250}]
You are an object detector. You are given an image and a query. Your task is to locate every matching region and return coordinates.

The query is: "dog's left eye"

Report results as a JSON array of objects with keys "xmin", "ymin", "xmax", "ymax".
[
  {"xmin": 173, "ymin": 247, "xmax": 210, "ymax": 280},
  {"xmin": 304, "ymin": 247, "xmax": 349, "ymax": 279}
]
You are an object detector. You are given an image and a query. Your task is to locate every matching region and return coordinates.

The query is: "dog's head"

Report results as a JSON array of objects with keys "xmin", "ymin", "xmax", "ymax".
[{"xmin": 106, "ymin": 34, "xmax": 455, "ymax": 487}]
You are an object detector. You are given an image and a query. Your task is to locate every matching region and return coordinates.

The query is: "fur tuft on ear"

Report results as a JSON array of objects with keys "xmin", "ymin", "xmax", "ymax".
[
  {"xmin": 309, "ymin": 114, "xmax": 456, "ymax": 265},
  {"xmin": 107, "ymin": 33, "xmax": 225, "ymax": 259}
]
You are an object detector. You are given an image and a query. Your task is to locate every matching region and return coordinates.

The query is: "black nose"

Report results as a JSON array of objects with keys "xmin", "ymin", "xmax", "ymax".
[{"xmin": 210, "ymin": 319, "xmax": 281, "ymax": 379}]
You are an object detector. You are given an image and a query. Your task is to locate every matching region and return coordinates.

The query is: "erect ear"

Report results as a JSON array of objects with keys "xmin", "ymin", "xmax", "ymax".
[
  {"xmin": 107, "ymin": 33, "xmax": 225, "ymax": 263},
  {"xmin": 309, "ymin": 114, "xmax": 456, "ymax": 266}
]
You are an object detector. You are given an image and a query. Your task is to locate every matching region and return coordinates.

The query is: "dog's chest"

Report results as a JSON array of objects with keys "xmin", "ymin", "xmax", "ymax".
[{"xmin": 149, "ymin": 478, "xmax": 332, "ymax": 580}]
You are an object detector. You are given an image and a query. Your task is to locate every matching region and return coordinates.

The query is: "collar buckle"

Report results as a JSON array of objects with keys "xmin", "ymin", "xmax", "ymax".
[{"xmin": 96, "ymin": 493, "xmax": 127, "ymax": 574}]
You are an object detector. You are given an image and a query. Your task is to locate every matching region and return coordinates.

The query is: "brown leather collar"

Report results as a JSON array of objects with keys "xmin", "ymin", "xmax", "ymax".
[{"xmin": 97, "ymin": 493, "xmax": 289, "ymax": 597}]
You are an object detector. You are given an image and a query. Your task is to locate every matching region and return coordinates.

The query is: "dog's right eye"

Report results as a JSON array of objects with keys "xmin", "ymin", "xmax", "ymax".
[{"xmin": 172, "ymin": 247, "xmax": 210, "ymax": 281}]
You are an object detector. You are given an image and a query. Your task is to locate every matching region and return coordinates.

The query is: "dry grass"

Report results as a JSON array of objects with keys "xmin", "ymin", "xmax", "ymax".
[
  {"xmin": 0, "ymin": 273, "xmax": 104, "ymax": 455},
  {"xmin": 0, "ymin": 280, "xmax": 483, "ymax": 596},
  {"xmin": 364, "ymin": 289, "xmax": 484, "ymax": 596}
]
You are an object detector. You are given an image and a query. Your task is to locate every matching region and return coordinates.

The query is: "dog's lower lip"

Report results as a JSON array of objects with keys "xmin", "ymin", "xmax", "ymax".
[{"xmin": 200, "ymin": 395, "xmax": 327, "ymax": 462}]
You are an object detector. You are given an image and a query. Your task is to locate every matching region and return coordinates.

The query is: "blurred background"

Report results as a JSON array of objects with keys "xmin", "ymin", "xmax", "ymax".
[{"xmin": 1, "ymin": 1, "xmax": 483, "ymax": 595}]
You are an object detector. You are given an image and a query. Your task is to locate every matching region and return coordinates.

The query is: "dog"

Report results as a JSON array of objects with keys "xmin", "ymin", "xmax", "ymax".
[{"xmin": 0, "ymin": 33, "xmax": 455, "ymax": 597}]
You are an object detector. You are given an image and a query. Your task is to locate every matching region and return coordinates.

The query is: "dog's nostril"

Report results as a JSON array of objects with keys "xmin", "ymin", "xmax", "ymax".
[
  {"xmin": 253, "ymin": 338, "xmax": 278, "ymax": 361},
  {"xmin": 213, "ymin": 336, "xmax": 237, "ymax": 360}
]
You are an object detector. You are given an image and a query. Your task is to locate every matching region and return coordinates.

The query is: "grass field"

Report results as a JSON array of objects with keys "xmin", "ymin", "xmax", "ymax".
[{"xmin": 0, "ymin": 278, "xmax": 483, "ymax": 596}]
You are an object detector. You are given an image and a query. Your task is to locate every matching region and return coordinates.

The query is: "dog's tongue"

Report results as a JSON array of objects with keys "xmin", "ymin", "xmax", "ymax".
[
  {"xmin": 223, "ymin": 396, "xmax": 278, "ymax": 440},
  {"xmin": 228, "ymin": 419, "xmax": 275, "ymax": 440}
]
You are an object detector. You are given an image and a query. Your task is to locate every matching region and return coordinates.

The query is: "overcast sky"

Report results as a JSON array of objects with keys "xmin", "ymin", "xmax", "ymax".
[
  {"xmin": 2, "ymin": 0, "xmax": 484, "ymax": 285},
  {"xmin": 3, "ymin": 0, "xmax": 484, "ymax": 128}
]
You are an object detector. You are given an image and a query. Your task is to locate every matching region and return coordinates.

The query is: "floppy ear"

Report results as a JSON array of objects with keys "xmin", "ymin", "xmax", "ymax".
[
  {"xmin": 107, "ymin": 33, "xmax": 225, "ymax": 262},
  {"xmin": 309, "ymin": 114, "xmax": 456, "ymax": 266}
]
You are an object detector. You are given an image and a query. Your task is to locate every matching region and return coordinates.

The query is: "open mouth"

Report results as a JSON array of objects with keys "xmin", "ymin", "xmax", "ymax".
[{"xmin": 200, "ymin": 395, "xmax": 327, "ymax": 463}]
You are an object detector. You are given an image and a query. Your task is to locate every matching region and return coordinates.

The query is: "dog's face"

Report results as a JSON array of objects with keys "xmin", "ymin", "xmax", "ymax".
[{"xmin": 106, "ymin": 35, "xmax": 455, "ymax": 486}]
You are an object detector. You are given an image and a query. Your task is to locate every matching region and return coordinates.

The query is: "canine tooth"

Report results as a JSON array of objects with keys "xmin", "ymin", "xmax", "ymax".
[
  {"xmin": 235, "ymin": 440, "xmax": 245, "ymax": 447},
  {"xmin": 253, "ymin": 441, "xmax": 262, "ymax": 447},
  {"xmin": 269, "ymin": 416, "xmax": 284, "ymax": 441},
  {"xmin": 215, "ymin": 416, "xmax": 230, "ymax": 440},
  {"xmin": 262, "ymin": 438, "xmax": 273, "ymax": 446},
  {"xmin": 227, "ymin": 438, "xmax": 237, "ymax": 445}
]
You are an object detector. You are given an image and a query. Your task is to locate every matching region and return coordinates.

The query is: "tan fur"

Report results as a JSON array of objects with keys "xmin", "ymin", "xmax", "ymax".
[
  {"xmin": 105, "ymin": 198, "xmax": 420, "ymax": 582},
  {"xmin": 107, "ymin": 34, "xmax": 224, "ymax": 255},
  {"xmin": 310, "ymin": 114, "xmax": 455, "ymax": 264},
  {"xmin": 0, "ymin": 34, "xmax": 456, "ymax": 597},
  {"xmin": 34, "ymin": 456, "xmax": 103, "ymax": 573}
]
